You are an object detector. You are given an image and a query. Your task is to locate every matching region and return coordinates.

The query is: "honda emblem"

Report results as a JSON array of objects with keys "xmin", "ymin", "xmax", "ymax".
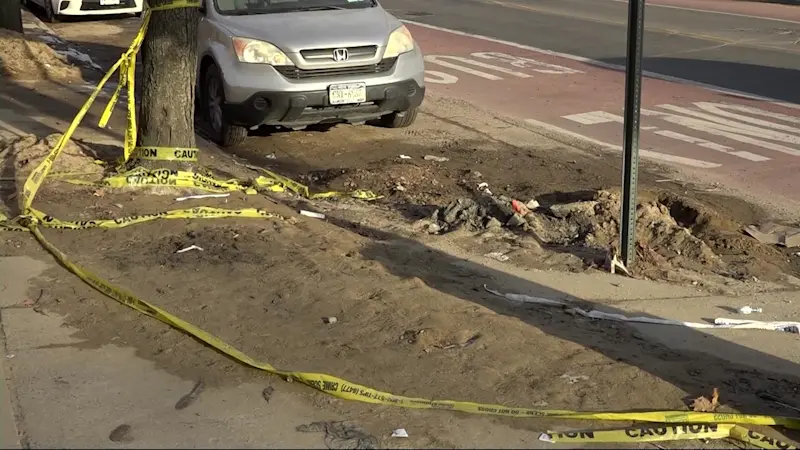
[{"xmin": 332, "ymin": 48, "xmax": 349, "ymax": 62}]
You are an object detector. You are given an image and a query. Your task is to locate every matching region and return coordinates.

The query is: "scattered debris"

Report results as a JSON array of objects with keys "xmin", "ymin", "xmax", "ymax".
[
  {"xmin": 423, "ymin": 155, "xmax": 449, "ymax": 162},
  {"xmin": 560, "ymin": 374, "xmax": 589, "ymax": 384},
  {"xmin": 485, "ymin": 285, "xmax": 800, "ymax": 334},
  {"xmin": 391, "ymin": 428, "xmax": 409, "ymax": 438},
  {"xmin": 605, "ymin": 252, "xmax": 631, "ymax": 277},
  {"xmin": 477, "ymin": 182, "xmax": 492, "ymax": 195},
  {"xmin": 511, "ymin": 199, "xmax": 531, "ymax": 216},
  {"xmin": 265, "ymin": 153, "xmax": 277, "ymax": 159},
  {"xmin": 5, "ymin": 354, "xmax": 14, "ymax": 359},
  {"xmin": 525, "ymin": 199, "xmax": 540, "ymax": 210},
  {"xmin": 174, "ymin": 377, "xmax": 205, "ymax": 410},
  {"xmin": 435, "ymin": 333, "xmax": 481, "ymax": 350},
  {"xmin": 738, "ymin": 306, "xmax": 762, "ymax": 315},
  {"xmin": 424, "ymin": 196, "xmax": 515, "ymax": 234},
  {"xmin": 300, "ymin": 210, "xmax": 326, "ymax": 220},
  {"xmin": 176, "ymin": 245, "xmax": 203, "ymax": 254},
  {"xmin": 399, "ymin": 155, "xmax": 412, "ymax": 159},
  {"xmin": 176, "ymin": 193, "xmax": 230, "ymax": 202},
  {"xmin": 296, "ymin": 421, "xmax": 378, "ymax": 449},
  {"xmin": 109, "ymin": 424, "xmax": 133, "ymax": 442},
  {"xmin": 690, "ymin": 387, "xmax": 720, "ymax": 412},
  {"xmin": 262, "ymin": 386, "xmax": 275, "ymax": 403},
  {"xmin": 714, "ymin": 318, "xmax": 799, "ymax": 334},
  {"xmin": 484, "ymin": 252, "xmax": 509, "ymax": 262},
  {"xmin": 323, "ymin": 316, "xmax": 338, "ymax": 324},
  {"xmin": 745, "ymin": 223, "xmax": 800, "ymax": 248}
]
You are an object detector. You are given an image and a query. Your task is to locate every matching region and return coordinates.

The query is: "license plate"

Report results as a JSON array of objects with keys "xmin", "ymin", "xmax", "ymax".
[
  {"xmin": 100, "ymin": 0, "xmax": 121, "ymax": 5},
  {"xmin": 329, "ymin": 83, "xmax": 366, "ymax": 105}
]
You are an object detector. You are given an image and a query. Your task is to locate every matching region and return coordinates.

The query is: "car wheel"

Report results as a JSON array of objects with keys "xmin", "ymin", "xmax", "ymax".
[
  {"xmin": 43, "ymin": 0, "xmax": 58, "ymax": 22},
  {"xmin": 378, "ymin": 107, "xmax": 419, "ymax": 129},
  {"xmin": 202, "ymin": 64, "xmax": 248, "ymax": 148}
]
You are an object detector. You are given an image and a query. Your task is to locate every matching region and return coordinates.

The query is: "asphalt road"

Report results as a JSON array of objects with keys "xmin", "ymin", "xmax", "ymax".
[{"xmin": 381, "ymin": 0, "xmax": 800, "ymax": 103}]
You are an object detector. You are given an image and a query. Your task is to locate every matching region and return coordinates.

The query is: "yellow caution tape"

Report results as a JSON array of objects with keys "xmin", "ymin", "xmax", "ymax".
[
  {"xmin": 543, "ymin": 424, "xmax": 797, "ymax": 449},
  {"xmin": 130, "ymin": 147, "xmax": 199, "ymax": 162},
  {"xmin": 26, "ymin": 206, "xmax": 279, "ymax": 230},
  {"xmin": 100, "ymin": 167, "xmax": 257, "ymax": 194},
  {"xmin": 732, "ymin": 426, "xmax": 800, "ymax": 449},
  {"xmin": 253, "ymin": 169, "xmax": 381, "ymax": 200}
]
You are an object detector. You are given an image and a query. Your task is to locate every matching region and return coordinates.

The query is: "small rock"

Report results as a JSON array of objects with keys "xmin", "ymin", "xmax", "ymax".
[
  {"xmin": 323, "ymin": 316, "xmax": 338, "ymax": 324},
  {"xmin": 424, "ymin": 155, "xmax": 449, "ymax": 162},
  {"xmin": 484, "ymin": 252, "xmax": 510, "ymax": 262},
  {"xmin": 426, "ymin": 223, "xmax": 442, "ymax": 234},
  {"xmin": 394, "ymin": 185, "xmax": 406, "ymax": 192},
  {"xmin": 525, "ymin": 199, "xmax": 540, "ymax": 209},
  {"xmin": 485, "ymin": 217, "xmax": 502, "ymax": 229},
  {"xmin": 506, "ymin": 213, "xmax": 527, "ymax": 228},
  {"xmin": 109, "ymin": 424, "xmax": 133, "ymax": 442},
  {"xmin": 262, "ymin": 386, "xmax": 275, "ymax": 403}
]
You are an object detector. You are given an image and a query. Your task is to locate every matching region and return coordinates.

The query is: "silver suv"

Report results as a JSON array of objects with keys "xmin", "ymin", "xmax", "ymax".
[{"xmin": 196, "ymin": 0, "xmax": 426, "ymax": 147}]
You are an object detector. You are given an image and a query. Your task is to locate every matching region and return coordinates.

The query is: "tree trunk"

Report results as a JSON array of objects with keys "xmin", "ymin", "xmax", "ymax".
[
  {"xmin": 0, "ymin": 0, "xmax": 24, "ymax": 33},
  {"xmin": 136, "ymin": 5, "xmax": 199, "ymax": 171}
]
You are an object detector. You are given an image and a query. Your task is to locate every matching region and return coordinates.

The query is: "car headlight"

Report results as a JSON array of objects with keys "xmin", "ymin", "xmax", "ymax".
[
  {"xmin": 383, "ymin": 25, "xmax": 414, "ymax": 59},
  {"xmin": 232, "ymin": 37, "xmax": 293, "ymax": 66}
]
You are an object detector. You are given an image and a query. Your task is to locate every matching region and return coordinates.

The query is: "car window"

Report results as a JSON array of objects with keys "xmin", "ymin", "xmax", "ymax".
[{"xmin": 214, "ymin": 0, "xmax": 377, "ymax": 15}]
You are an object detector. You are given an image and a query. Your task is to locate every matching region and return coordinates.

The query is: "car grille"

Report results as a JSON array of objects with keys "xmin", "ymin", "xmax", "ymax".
[
  {"xmin": 275, "ymin": 58, "xmax": 397, "ymax": 80},
  {"xmin": 79, "ymin": 0, "xmax": 136, "ymax": 10},
  {"xmin": 300, "ymin": 45, "xmax": 378, "ymax": 62}
]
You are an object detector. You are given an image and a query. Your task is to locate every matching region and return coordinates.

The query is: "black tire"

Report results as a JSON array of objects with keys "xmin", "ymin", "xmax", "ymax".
[
  {"xmin": 43, "ymin": 0, "xmax": 58, "ymax": 22},
  {"xmin": 202, "ymin": 64, "xmax": 248, "ymax": 148},
  {"xmin": 379, "ymin": 107, "xmax": 419, "ymax": 129}
]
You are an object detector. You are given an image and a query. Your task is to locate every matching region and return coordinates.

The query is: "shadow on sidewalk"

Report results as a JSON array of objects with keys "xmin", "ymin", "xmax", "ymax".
[{"xmin": 323, "ymin": 216, "xmax": 800, "ymax": 443}]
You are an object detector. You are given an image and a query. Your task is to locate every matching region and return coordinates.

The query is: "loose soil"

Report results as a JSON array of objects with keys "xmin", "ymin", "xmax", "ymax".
[
  {"xmin": 0, "ymin": 29, "xmax": 81, "ymax": 82},
  {"xmin": 2, "ymin": 87, "xmax": 800, "ymax": 447}
]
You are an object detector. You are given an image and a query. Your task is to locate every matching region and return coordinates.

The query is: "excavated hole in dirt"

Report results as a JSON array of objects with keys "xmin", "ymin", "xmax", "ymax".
[
  {"xmin": 421, "ymin": 189, "xmax": 799, "ymax": 283},
  {"xmin": 286, "ymin": 159, "xmax": 799, "ymax": 284}
]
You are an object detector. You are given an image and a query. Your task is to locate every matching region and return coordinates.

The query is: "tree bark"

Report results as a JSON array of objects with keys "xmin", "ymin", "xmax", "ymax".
[
  {"xmin": 0, "ymin": 0, "xmax": 24, "ymax": 33},
  {"xmin": 136, "ymin": 5, "xmax": 199, "ymax": 171}
]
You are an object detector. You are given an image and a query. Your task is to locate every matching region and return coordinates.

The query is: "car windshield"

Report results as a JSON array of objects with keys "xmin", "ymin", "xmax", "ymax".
[{"xmin": 214, "ymin": 0, "xmax": 377, "ymax": 15}]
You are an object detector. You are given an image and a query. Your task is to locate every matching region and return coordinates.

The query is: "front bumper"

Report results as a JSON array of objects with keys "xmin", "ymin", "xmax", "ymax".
[
  {"xmin": 57, "ymin": 0, "xmax": 143, "ymax": 15},
  {"xmin": 222, "ymin": 79, "xmax": 425, "ymax": 128}
]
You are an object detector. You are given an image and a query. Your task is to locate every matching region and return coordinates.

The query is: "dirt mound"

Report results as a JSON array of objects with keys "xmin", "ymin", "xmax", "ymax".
[
  {"xmin": 0, "ymin": 133, "xmax": 106, "ymax": 177},
  {"xmin": 0, "ymin": 29, "xmax": 82, "ymax": 81},
  {"xmin": 420, "ymin": 189, "xmax": 799, "ymax": 283}
]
